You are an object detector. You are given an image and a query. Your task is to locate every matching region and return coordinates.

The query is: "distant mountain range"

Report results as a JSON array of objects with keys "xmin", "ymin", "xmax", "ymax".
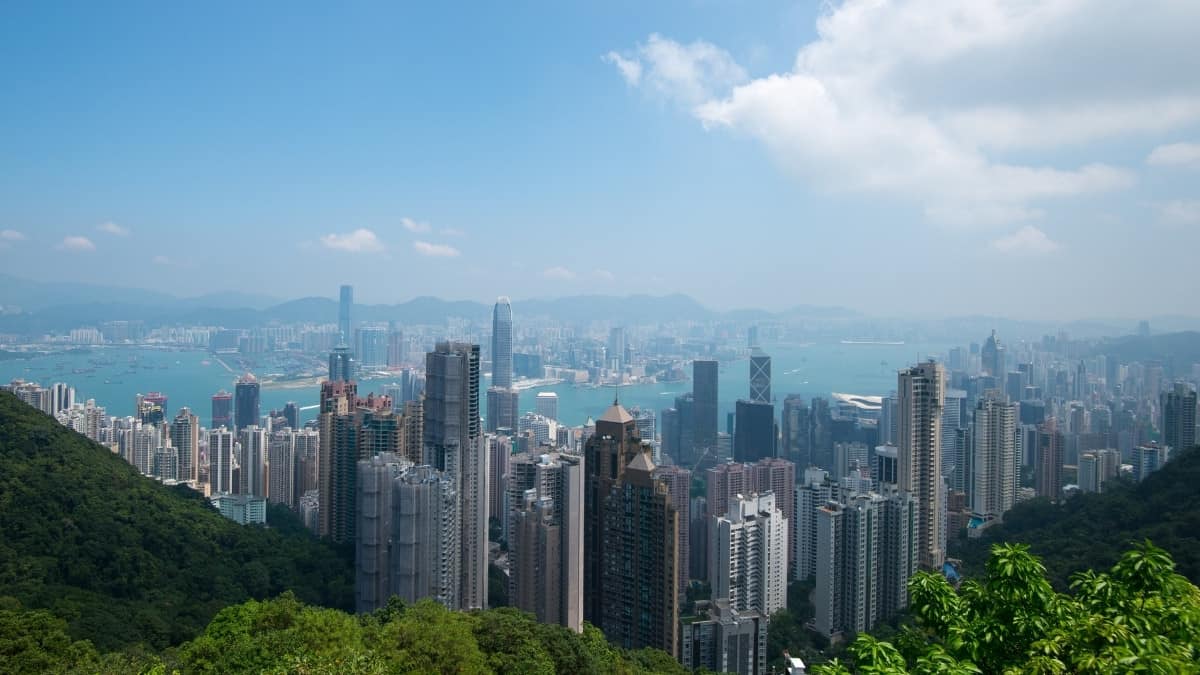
[
  {"xmin": 0, "ymin": 274, "xmax": 858, "ymax": 331},
  {"xmin": 3, "ymin": 274, "xmax": 1200, "ymax": 341}
]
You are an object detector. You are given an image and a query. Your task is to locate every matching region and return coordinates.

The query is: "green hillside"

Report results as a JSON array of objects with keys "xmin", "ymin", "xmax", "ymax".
[
  {"xmin": 3, "ymin": 592, "xmax": 690, "ymax": 675},
  {"xmin": 953, "ymin": 446, "xmax": 1200, "ymax": 588},
  {"xmin": 0, "ymin": 391, "xmax": 354, "ymax": 651}
]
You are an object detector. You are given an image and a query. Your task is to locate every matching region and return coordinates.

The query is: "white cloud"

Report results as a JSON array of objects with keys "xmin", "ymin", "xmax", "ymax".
[
  {"xmin": 611, "ymin": 1, "xmax": 1200, "ymax": 226},
  {"xmin": 1158, "ymin": 200, "xmax": 1200, "ymax": 226},
  {"xmin": 605, "ymin": 33, "xmax": 747, "ymax": 105},
  {"xmin": 603, "ymin": 51, "xmax": 642, "ymax": 86},
  {"xmin": 594, "ymin": 269, "xmax": 615, "ymax": 282},
  {"xmin": 441, "ymin": 227, "xmax": 465, "ymax": 237},
  {"xmin": 320, "ymin": 229, "xmax": 384, "ymax": 253},
  {"xmin": 0, "ymin": 229, "xmax": 26, "ymax": 241},
  {"xmin": 401, "ymin": 217, "xmax": 431, "ymax": 233},
  {"xmin": 990, "ymin": 226, "xmax": 1060, "ymax": 255},
  {"xmin": 58, "ymin": 236, "xmax": 96, "ymax": 252},
  {"xmin": 1147, "ymin": 142, "xmax": 1200, "ymax": 168},
  {"xmin": 97, "ymin": 221, "xmax": 130, "ymax": 236},
  {"xmin": 543, "ymin": 266, "xmax": 576, "ymax": 281},
  {"xmin": 413, "ymin": 241, "xmax": 460, "ymax": 257},
  {"xmin": 152, "ymin": 255, "xmax": 172, "ymax": 265}
]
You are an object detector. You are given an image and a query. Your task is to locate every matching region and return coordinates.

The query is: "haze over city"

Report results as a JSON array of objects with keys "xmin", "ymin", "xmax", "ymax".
[
  {"xmin": 2, "ymin": 3, "xmax": 1200, "ymax": 674},
  {"xmin": 2, "ymin": 1, "xmax": 1199, "ymax": 318}
]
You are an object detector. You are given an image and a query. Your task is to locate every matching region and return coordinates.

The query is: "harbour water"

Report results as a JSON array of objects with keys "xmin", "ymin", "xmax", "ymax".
[{"xmin": 1, "ymin": 341, "xmax": 956, "ymax": 428}]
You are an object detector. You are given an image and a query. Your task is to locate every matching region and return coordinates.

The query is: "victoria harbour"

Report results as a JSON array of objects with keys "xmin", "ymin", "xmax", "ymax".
[{"xmin": 1, "ymin": 340, "xmax": 956, "ymax": 427}]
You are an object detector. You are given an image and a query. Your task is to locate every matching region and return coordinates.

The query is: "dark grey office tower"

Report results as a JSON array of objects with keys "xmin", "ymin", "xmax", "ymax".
[
  {"xmin": 781, "ymin": 394, "xmax": 810, "ymax": 466},
  {"xmin": 424, "ymin": 342, "xmax": 481, "ymax": 472},
  {"xmin": 329, "ymin": 345, "xmax": 355, "ymax": 382},
  {"xmin": 810, "ymin": 397, "xmax": 834, "ymax": 470},
  {"xmin": 750, "ymin": 349, "xmax": 771, "ymax": 403},
  {"xmin": 211, "ymin": 390, "xmax": 233, "ymax": 429},
  {"xmin": 283, "ymin": 401, "xmax": 299, "ymax": 430},
  {"xmin": 734, "ymin": 399, "xmax": 775, "ymax": 462},
  {"xmin": 491, "ymin": 297, "xmax": 513, "ymax": 388},
  {"xmin": 339, "ymin": 284, "xmax": 354, "ymax": 347},
  {"xmin": 672, "ymin": 393, "xmax": 696, "ymax": 465},
  {"xmin": 661, "ymin": 407, "xmax": 680, "ymax": 460},
  {"xmin": 981, "ymin": 330, "xmax": 1004, "ymax": 378},
  {"xmin": 692, "ymin": 360, "xmax": 718, "ymax": 464},
  {"xmin": 1162, "ymin": 382, "xmax": 1197, "ymax": 451},
  {"xmin": 486, "ymin": 386, "xmax": 519, "ymax": 433},
  {"xmin": 423, "ymin": 341, "xmax": 487, "ymax": 611},
  {"xmin": 234, "ymin": 373, "xmax": 260, "ymax": 432}
]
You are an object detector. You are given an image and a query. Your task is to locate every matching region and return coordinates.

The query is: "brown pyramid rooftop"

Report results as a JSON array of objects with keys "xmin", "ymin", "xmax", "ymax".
[
  {"xmin": 627, "ymin": 448, "xmax": 656, "ymax": 473},
  {"xmin": 597, "ymin": 401, "xmax": 634, "ymax": 425}
]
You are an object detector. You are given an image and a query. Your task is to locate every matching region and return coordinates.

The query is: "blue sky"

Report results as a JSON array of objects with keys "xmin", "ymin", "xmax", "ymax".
[{"xmin": 1, "ymin": 1, "xmax": 1198, "ymax": 319}]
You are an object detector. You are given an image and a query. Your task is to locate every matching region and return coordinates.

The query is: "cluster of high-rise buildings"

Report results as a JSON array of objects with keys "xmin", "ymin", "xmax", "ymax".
[{"xmin": 8, "ymin": 286, "xmax": 1200, "ymax": 673}]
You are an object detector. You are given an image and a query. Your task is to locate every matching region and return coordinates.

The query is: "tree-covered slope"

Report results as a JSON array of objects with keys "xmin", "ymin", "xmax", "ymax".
[
  {"xmin": 953, "ymin": 446, "xmax": 1200, "ymax": 588},
  {"xmin": 2, "ymin": 593, "xmax": 690, "ymax": 675},
  {"xmin": 0, "ymin": 392, "xmax": 354, "ymax": 651},
  {"xmin": 814, "ymin": 542, "xmax": 1200, "ymax": 674}
]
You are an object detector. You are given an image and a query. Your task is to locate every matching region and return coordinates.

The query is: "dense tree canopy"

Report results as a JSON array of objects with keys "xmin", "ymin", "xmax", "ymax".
[
  {"xmin": 954, "ymin": 446, "xmax": 1200, "ymax": 588},
  {"xmin": 0, "ymin": 392, "xmax": 354, "ymax": 651},
  {"xmin": 1, "ymin": 593, "xmax": 688, "ymax": 674},
  {"xmin": 814, "ymin": 541, "xmax": 1200, "ymax": 674}
]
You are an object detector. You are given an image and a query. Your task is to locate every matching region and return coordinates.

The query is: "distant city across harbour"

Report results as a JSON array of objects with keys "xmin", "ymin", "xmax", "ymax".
[{"xmin": 0, "ymin": 340, "xmax": 957, "ymax": 428}]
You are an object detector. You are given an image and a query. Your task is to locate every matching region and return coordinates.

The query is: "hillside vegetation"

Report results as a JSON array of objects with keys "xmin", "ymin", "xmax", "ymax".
[
  {"xmin": 3, "ymin": 593, "xmax": 690, "ymax": 674},
  {"xmin": 814, "ymin": 542, "xmax": 1200, "ymax": 674},
  {"xmin": 0, "ymin": 392, "xmax": 355, "ymax": 651},
  {"xmin": 953, "ymin": 446, "xmax": 1200, "ymax": 588}
]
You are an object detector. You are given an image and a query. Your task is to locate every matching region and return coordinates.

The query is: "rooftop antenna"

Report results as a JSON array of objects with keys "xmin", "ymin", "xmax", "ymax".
[{"xmin": 611, "ymin": 380, "xmax": 622, "ymax": 406}]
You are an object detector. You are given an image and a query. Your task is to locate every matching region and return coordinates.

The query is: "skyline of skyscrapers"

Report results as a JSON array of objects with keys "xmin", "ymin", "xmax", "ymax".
[{"xmin": 12, "ymin": 289, "xmax": 1199, "ymax": 672}]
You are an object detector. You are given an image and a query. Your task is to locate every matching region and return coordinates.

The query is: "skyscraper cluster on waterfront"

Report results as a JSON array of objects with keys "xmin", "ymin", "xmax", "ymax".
[{"xmin": 9, "ymin": 281, "xmax": 1200, "ymax": 675}]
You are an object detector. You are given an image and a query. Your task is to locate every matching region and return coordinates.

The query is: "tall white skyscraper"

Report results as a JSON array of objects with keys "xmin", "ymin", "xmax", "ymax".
[
  {"xmin": 940, "ymin": 389, "xmax": 966, "ymax": 478},
  {"xmin": 208, "ymin": 427, "xmax": 235, "ymax": 494},
  {"xmin": 487, "ymin": 298, "xmax": 518, "ymax": 433},
  {"xmin": 268, "ymin": 429, "xmax": 296, "ymax": 507},
  {"xmin": 1078, "ymin": 448, "xmax": 1120, "ymax": 494},
  {"xmin": 506, "ymin": 451, "xmax": 585, "ymax": 632},
  {"xmin": 535, "ymin": 391, "xmax": 559, "ymax": 421},
  {"xmin": 391, "ymin": 465, "xmax": 460, "ymax": 609},
  {"xmin": 355, "ymin": 453, "xmax": 411, "ymax": 613},
  {"xmin": 491, "ymin": 297, "xmax": 513, "ymax": 389},
  {"xmin": 170, "ymin": 407, "xmax": 200, "ymax": 483},
  {"xmin": 897, "ymin": 361, "xmax": 945, "ymax": 570},
  {"xmin": 814, "ymin": 493, "xmax": 883, "ymax": 637},
  {"xmin": 710, "ymin": 492, "xmax": 788, "ymax": 618},
  {"xmin": 239, "ymin": 425, "xmax": 268, "ymax": 498},
  {"xmin": 970, "ymin": 391, "xmax": 1017, "ymax": 525},
  {"xmin": 794, "ymin": 467, "xmax": 832, "ymax": 582},
  {"xmin": 338, "ymin": 284, "xmax": 353, "ymax": 347}
]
